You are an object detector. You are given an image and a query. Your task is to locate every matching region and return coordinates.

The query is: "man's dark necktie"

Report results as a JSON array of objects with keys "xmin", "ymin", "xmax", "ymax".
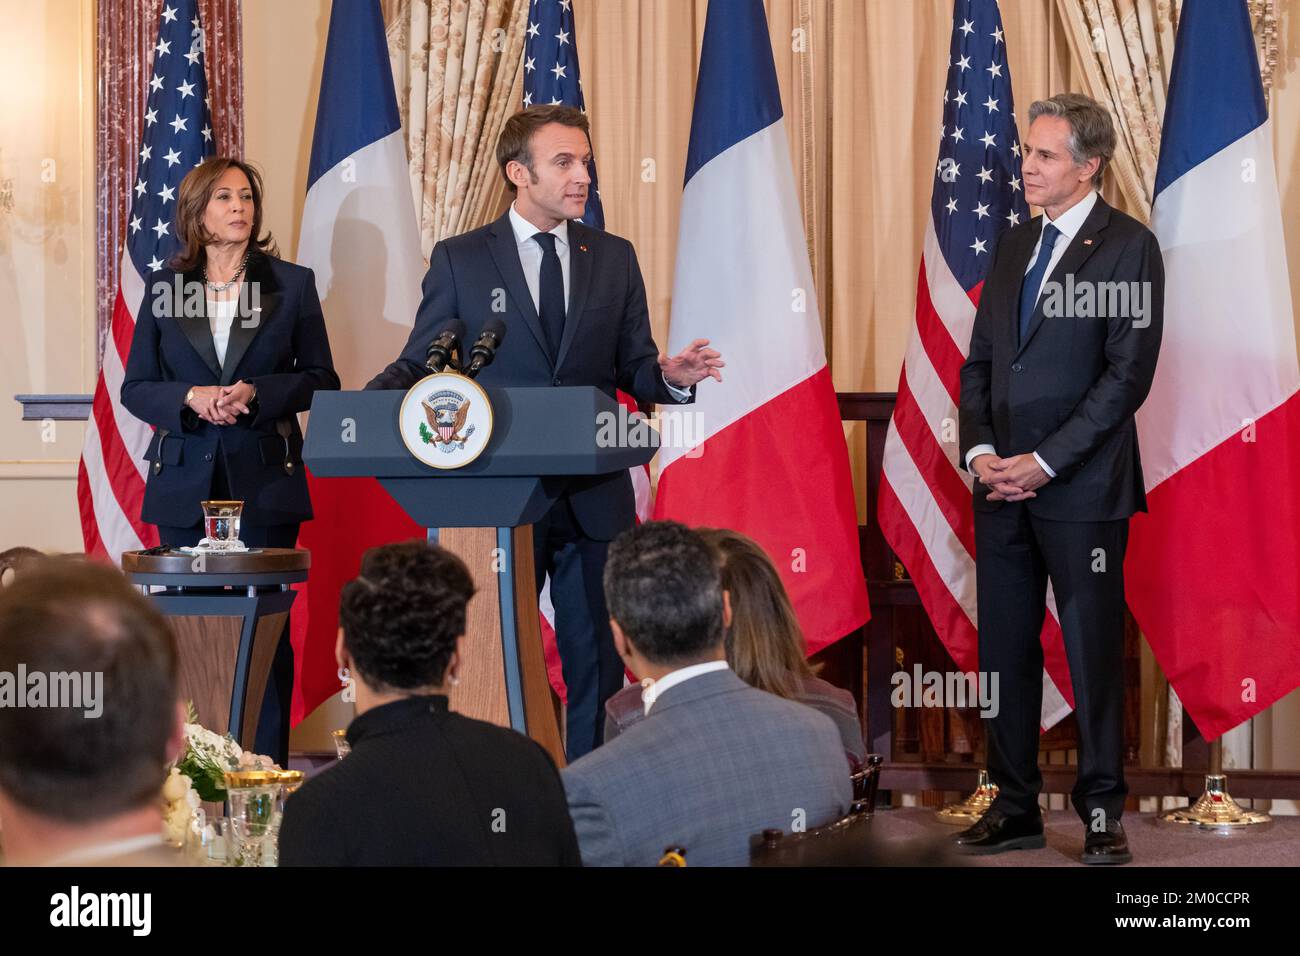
[
  {"xmin": 532, "ymin": 232, "xmax": 565, "ymax": 363},
  {"xmin": 1018, "ymin": 222, "xmax": 1061, "ymax": 347}
]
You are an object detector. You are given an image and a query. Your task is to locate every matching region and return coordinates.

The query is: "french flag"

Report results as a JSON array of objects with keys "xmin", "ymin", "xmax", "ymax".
[
  {"xmin": 1128, "ymin": 0, "xmax": 1300, "ymax": 740},
  {"xmin": 653, "ymin": 0, "xmax": 869, "ymax": 652},
  {"xmin": 289, "ymin": 0, "xmax": 424, "ymax": 724}
]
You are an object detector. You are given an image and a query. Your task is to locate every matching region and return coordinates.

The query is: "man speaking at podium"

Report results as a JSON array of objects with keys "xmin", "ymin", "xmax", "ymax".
[{"xmin": 368, "ymin": 105, "xmax": 724, "ymax": 760}]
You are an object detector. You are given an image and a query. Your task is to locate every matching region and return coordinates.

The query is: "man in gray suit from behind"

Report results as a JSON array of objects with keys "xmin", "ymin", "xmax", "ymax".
[{"xmin": 562, "ymin": 521, "xmax": 851, "ymax": 866}]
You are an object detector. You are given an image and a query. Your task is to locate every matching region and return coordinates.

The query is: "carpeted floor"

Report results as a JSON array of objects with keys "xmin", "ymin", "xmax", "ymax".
[{"xmin": 868, "ymin": 806, "xmax": 1300, "ymax": 867}]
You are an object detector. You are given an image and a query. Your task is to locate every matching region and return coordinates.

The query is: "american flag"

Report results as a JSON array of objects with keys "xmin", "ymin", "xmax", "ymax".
[
  {"xmin": 78, "ymin": 0, "xmax": 215, "ymax": 560},
  {"xmin": 524, "ymin": 0, "xmax": 603, "ymax": 228},
  {"xmin": 876, "ymin": 0, "xmax": 1074, "ymax": 728}
]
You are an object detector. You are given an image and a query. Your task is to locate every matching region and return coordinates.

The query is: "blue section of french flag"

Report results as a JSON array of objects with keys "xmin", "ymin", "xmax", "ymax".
[
  {"xmin": 1129, "ymin": 0, "xmax": 1300, "ymax": 739},
  {"xmin": 1152, "ymin": 0, "xmax": 1267, "ymax": 200},
  {"xmin": 306, "ymin": 0, "xmax": 404, "ymax": 192},
  {"xmin": 681, "ymin": 0, "xmax": 783, "ymax": 187},
  {"xmin": 655, "ymin": 0, "xmax": 869, "ymax": 652}
]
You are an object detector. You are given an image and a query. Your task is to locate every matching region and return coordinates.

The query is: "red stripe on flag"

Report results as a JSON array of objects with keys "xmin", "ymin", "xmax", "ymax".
[
  {"xmin": 891, "ymin": 371, "xmax": 976, "ymax": 557},
  {"xmin": 1126, "ymin": 391, "xmax": 1300, "ymax": 740},
  {"xmin": 78, "ymin": 288, "xmax": 157, "ymax": 556},
  {"xmin": 538, "ymin": 612, "xmax": 566, "ymax": 704},
  {"xmin": 876, "ymin": 473, "xmax": 979, "ymax": 670},
  {"xmin": 89, "ymin": 370, "xmax": 155, "ymax": 548},
  {"xmin": 76, "ymin": 459, "xmax": 110, "ymax": 561},
  {"xmin": 914, "ymin": 259, "xmax": 967, "ymax": 407},
  {"xmin": 289, "ymin": 471, "xmax": 424, "ymax": 725},
  {"xmin": 110, "ymin": 286, "xmax": 140, "ymax": 370},
  {"xmin": 654, "ymin": 366, "xmax": 870, "ymax": 654}
]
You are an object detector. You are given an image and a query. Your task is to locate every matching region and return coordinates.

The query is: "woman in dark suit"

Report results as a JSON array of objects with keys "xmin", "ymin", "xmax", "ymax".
[{"xmin": 121, "ymin": 157, "xmax": 339, "ymax": 763}]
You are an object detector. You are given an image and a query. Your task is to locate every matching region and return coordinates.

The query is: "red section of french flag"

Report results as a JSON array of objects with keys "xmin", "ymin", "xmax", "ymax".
[
  {"xmin": 289, "ymin": 473, "xmax": 423, "ymax": 725},
  {"xmin": 1126, "ymin": 392, "xmax": 1300, "ymax": 741},
  {"xmin": 655, "ymin": 367, "xmax": 870, "ymax": 653}
]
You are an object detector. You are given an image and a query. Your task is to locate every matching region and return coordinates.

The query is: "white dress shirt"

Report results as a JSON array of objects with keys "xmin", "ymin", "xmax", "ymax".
[
  {"xmin": 965, "ymin": 189, "xmax": 1099, "ymax": 479},
  {"xmin": 507, "ymin": 203, "xmax": 691, "ymax": 401},
  {"xmin": 44, "ymin": 832, "xmax": 168, "ymax": 866},
  {"xmin": 207, "ymin": 296, "xmax": 240, "ymax": 368},
  {"xmin": 509, "ymin": 202, "xmax": 572, "ymax": 313},
  {"xmin": 641, "ymin": 659, "xmax": 730, "ymax": 715}
]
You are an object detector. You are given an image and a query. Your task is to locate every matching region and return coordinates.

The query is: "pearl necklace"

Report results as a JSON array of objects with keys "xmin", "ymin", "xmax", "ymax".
[{"xmin": 204, "ymin": 250, "xmax": 250, "ymax": 292}]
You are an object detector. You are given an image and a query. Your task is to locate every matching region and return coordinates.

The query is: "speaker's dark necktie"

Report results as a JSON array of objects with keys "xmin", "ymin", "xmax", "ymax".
[
  {"xmin": 1019, "ymin": 222, "xmax": 1061, "ymax": 347},
  {"xmin": 532, "ymin": 232, "xmax": 565, "ymax": 363}
]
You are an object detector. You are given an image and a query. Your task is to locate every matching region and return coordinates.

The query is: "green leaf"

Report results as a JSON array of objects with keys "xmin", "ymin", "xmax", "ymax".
[{"xmin": 175, "ymin": 751, "xmax": 228, "ymax": 803}]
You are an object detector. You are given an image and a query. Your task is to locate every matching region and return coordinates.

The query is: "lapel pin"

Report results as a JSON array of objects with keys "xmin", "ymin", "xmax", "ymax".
[
  {"xmin": 579, "ymin": 244, "xmax": 588, "ymax": 252},
  {"xmin": 1083, "ymin": 239, "xmax": 1093, "ymax": 245}
]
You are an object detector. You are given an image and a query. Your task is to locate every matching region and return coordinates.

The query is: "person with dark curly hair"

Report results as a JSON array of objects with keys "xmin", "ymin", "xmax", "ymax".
[{"xmin": 278, "ymin": 541, "xmax": 579, "ymax": 866}]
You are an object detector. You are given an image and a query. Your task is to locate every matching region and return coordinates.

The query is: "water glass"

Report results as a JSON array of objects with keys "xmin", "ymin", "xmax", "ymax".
[{"xmin": 200, "ymin": 499, "xmax": 244, "ymax": 550}]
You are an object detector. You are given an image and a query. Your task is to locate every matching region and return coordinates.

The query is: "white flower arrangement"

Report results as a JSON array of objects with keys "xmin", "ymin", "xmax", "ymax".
[
  {"xmin": 168, "ymin": 703, "xmax": 278, "ymax": 804},
  {"xmin": 161, "ymin": 705, "xmax": 281, "ymax": 857}
]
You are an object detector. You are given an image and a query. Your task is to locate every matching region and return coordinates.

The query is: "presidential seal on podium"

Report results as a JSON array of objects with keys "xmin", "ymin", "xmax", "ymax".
[{"xmin": 398, "ymin": 372, "xmax": 494, "ymax": 469}]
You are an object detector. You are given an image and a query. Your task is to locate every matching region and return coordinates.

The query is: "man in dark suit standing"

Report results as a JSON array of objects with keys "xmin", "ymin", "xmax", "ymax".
[
  {"xmin": 957, "ymin": 93, "xmax": 1163, "ymax": 864},
  {"xmin": 368, "ymin": 106, "xmax": 724, "ymax": 761}
]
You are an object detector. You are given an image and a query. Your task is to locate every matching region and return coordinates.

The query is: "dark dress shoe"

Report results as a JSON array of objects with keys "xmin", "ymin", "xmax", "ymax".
[
  {"xmin": 953, "ymin": 807, "xmax": 1046, "ymax": 855},
  {"xmin": 1081, "ymin": 820, "xmax": 1132, "ymax": 865}
]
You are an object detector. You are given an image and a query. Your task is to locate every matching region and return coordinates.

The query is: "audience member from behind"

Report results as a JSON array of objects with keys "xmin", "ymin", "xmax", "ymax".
[
  {"xmin": 0, "ymin": 560, "xmax": 185, "ymax": 866},
  {"xmin": 563, "ymin": 521, "xmax": 851, "ymax": 866},
  {"xmin": 604, "ymin": 527, "xmax": 866, "ymax": 763},
  {"xmin": 278, "ymin": 541, "xmax": 579, "ymax": 866}
]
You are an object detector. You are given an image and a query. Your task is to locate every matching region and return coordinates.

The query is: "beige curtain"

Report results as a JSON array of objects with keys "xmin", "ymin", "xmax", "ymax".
[
  {"xmin": 1052, "ymin": 0, "xmax": 1178, "ymax": 218},
  {"xmin": 1053, "ymin": 0, "xmax": 1282, "ymax": 220},
  {"xmin": 385, "ymin": 0, "xmax": 529, "ymax": 257}
]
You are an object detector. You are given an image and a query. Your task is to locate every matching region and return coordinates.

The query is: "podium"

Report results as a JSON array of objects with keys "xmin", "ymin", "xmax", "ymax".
[
  {"xmin": 304, "ymin": 386, "xmax": 656, "ymax": 766},
  {"xmin": 122, "ymin": 548, "xmax": 309, "ymax": 752}
]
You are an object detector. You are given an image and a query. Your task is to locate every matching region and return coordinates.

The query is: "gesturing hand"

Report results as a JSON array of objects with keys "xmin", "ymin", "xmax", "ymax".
[{"xmin": 658, "ymin": 338, "xmax": 725, "ymax": 388}]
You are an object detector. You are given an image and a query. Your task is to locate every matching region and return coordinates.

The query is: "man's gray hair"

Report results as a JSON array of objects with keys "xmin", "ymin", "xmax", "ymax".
[{"xmin": 1027, "ymin": 93, "xmax": 1117, "ymax": 189}]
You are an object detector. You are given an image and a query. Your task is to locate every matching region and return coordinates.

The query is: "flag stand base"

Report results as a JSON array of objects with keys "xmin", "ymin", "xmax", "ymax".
[
  {"xmin": 1158, "ymin": 774, "xmax": 1271, "ymax": 830},
  {"xmin": 936, "ymin": 769, "xmax": 999, "ymax": 824}
]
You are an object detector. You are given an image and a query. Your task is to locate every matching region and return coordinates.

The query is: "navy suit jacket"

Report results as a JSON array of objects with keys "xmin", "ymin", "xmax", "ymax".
[
  {"xmin": 367, "ymin": 211, "xmax": 689, "ymax": 540},
  {"xmin": 121, "ymin": 251, "xmax": 339, "ymax": 528},
  {"xmin": 959, "ymin": 196, "xmax": 1164, "ymax": 521}
]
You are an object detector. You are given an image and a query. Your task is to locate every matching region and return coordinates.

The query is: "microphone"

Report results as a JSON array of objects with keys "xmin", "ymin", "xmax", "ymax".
[
  {"xmin": 463, "ymin": 319, "xmax": 507, "ymax": 378},
  {"xmin": 425, "ymin": 319, "xmax": 466, "ymax": 373}
]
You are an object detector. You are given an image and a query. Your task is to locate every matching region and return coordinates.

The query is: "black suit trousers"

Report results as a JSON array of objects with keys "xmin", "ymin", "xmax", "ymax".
[
  {"xmin": 533, "ymin": 495, "xmax": 625, "ymax": 763},
  {"xmin": 974, "ymin": 501, "xmax": 1129, "ymax": 826}
]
